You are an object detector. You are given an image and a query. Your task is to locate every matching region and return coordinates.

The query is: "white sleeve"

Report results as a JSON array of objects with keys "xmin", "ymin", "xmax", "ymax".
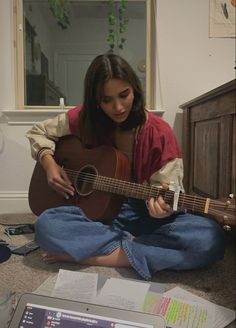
[
  {"xmin": 25, "ymin": 112, "xmax": 70, "ymax": 161},
  {"xmin": 149, "ymin": 158, "xmax": 185, "ymax": 192}
]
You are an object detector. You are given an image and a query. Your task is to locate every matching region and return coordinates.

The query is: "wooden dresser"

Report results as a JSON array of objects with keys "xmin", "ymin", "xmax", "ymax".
[{"xmin": 180, "ymin": 79, "xmax": 235, "ymax": 199}]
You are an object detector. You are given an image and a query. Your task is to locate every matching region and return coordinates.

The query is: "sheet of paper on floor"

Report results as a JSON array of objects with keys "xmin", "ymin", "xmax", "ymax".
[
  {"xmin": 52, "ymin": 270, "xmax": 98, "ymax": 303},
  {"xmin": 34, "ymin": 270, "xmax": 166, "ymax": 298},
  {"xmin": 34, "ymin": 275, "xmax": 58, "ymax": 296},
  {"xmin": 143, "ymin": 291, "xmax": 215, "ymax": 328},
  {"xmin": 95, "ymin": 277, "xmax": 150, "ymax": 311},
  {"xmin": 164, "ymin": 286, "xmax": 236, "ymax": 328}
]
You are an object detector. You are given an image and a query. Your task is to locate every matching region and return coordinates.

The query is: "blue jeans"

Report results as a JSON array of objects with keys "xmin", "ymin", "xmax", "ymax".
[{"xmin": 35, "ymin": 198, "xmax": 225, "ymax": 280}]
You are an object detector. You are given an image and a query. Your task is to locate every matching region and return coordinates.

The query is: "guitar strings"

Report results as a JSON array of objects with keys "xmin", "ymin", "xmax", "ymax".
[
  {"xmin": 65, "ymin": 169, "xmax": 235, "ymax": 210},
  {"xmin": 64, "ymin": 169, "xmax": 235, "ymax": 213},
  {"xmin": 66, "ymin": 169, "xmax": 174, "ymax": 201},
  {"xmin": 65, "ymin": 168, "xmax": 233, "ymax": 208}
]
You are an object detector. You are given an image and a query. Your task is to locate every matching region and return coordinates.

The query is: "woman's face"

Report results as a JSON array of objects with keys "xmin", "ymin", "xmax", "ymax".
[{"xmin": 99, "ymin": 79, "xmax": 134, "ymax": 124}]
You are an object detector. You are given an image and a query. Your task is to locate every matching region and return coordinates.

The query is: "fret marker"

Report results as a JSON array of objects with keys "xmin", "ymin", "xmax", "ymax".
[{"xmin": 204, "ymin": 198, "xmax": 210, "ymax": 214}]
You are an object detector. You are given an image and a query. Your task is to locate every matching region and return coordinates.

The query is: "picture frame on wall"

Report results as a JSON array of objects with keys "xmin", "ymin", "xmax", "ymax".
[{"xmin": 209, "ymin": 0, "xmax": 236, "ymax": 37}]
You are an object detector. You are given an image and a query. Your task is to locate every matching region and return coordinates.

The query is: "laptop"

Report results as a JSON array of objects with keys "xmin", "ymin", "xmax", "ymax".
[{"xmin": 9, "ymin": 293, "xmax": 166, "ymax": 328}]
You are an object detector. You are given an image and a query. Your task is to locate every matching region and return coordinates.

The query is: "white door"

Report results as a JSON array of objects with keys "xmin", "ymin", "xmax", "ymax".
[{"xmin": 55, "ymin": 53, "xmax": 98, "ymax": 106}]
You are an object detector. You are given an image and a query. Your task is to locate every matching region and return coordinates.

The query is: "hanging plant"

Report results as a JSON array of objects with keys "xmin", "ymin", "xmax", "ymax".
[
  {"xmin": 47, "ymin": 0, "xmax": 70, "ymax": 29},
  {"xmin": 47, "ymin": 0, "xmax": 129, "ymax": 50},
  {"xmin": 107, "ymin": 0, "xmax": 128, "ymax": 52}
]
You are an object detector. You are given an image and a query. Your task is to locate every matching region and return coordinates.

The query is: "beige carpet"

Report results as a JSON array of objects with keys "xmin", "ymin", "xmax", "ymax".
[{"xmin": 0, "ymin": 213, "xmax": 235, "ymax": 327}]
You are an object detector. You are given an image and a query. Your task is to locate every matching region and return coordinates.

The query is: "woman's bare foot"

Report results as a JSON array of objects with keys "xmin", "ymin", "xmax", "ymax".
[
  {"xmin": 42, "ymin": 252, "xmax": 76, "ymax": 264},
  {"xmin": 42, "ymin": 247, "xmax": 130, "ymax": 267}
]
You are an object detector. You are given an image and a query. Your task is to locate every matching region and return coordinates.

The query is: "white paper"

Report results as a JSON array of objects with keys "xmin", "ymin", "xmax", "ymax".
[
  {"xmin": 164, "ymin": 287, "xmax": 236, "ymax": 328},
  {"xmin": 143, "ymin": 291, "xmax": 214, "ymax": 328},
  {"xmin": 34, "ymin": 275, "xmax": 57, "ymax": 296},
  {"xmin": 52, "ymin": 269, "xmax": 98, "ymax": 303},
  {"xmin": 95, "ymin": 277, "xmax": 150, "ymax": 311}
]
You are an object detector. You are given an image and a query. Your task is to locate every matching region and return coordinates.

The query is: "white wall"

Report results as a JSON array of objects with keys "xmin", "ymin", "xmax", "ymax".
[
  {"xmin": 0, "ymin": 0, "xmax": 235, "ymax": 213},
  {"xmin": 156, "ymin": 0, "xmax": 235, "ymax": 138}
]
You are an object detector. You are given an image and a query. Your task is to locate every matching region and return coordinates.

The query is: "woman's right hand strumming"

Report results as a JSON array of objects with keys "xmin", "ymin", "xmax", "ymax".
[{"xmin": 40, "ymin": 154, "xmax": 75, "ymax": 199}]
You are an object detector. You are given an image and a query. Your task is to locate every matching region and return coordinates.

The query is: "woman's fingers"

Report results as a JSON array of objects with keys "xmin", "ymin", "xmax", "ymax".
[
  {"xmin": 49, "ymin": 179, "xmax": 74, "ymax": 198},
  {"xmin": 147, "ymin": 197, "xmax": 172, "ymax": 219},
  {"xmin": 48, "ymin": 168, "xmax": 75, "ymax": 197}
]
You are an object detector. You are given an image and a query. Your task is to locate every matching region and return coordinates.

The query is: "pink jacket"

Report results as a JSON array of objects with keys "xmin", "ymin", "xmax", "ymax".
[{"xmin": 67, "ymin": 105, "xmax": 182, "ymax": 185}]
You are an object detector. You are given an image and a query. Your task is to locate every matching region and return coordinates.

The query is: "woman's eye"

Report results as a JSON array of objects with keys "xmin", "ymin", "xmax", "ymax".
[
  {"xmin": 102, "ymin": 97, "xmax": 111, "ymax": 103},
  {"xmin": 120, "ymin": 90, "xmax": 130, "ymax": 98}
]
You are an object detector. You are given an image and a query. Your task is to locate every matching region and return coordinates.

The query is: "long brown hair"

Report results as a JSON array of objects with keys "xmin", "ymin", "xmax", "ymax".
[{"xmin": 78, "ymin": 54, "xmax": 146, "ymax": 146}]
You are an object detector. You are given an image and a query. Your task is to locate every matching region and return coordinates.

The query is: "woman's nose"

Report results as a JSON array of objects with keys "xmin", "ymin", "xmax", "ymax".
[{"xmin": 113, "ymin": 99, "xmax": 123, "ymax": 111}]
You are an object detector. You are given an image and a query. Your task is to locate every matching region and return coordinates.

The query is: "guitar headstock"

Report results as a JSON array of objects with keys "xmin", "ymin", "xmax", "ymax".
[{"xmin": 208, "ymin": 194, "xmax": 235, "ymax": 230}]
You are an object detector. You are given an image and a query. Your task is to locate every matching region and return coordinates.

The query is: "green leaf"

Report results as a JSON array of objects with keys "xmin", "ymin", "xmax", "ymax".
[{"xmin": 48, "ymin": 0, "xmax": 70, "ymax": 29}]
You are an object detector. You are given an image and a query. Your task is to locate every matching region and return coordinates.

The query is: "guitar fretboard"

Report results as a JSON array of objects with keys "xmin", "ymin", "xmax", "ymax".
[{"xmin": 93, "ymin": 174, "xmax": 208, "ymax": 214}]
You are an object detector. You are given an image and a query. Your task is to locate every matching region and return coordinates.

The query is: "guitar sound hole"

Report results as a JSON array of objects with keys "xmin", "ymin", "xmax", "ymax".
[{"xmin": 75, "ymin": 165, "xmax": 97, "ymax": 196}]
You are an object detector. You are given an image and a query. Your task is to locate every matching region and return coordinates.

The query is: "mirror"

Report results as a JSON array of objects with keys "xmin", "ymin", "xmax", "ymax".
[{"xmin": 23, "ymin": 0, "xmax": 148, "ymax": 107}]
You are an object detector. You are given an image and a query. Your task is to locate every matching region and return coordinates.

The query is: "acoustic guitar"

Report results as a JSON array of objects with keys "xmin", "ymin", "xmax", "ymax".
[{"xmin": 29, "ymin": 136, "xmax": 235, "ymax": 229}]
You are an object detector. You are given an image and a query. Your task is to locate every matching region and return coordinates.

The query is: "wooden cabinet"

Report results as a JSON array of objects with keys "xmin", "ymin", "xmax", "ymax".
[
  {"xmin": 180, "ymin": 79, "xmax": 236, "ymax": 199},
  {"xmin": 26, "ymin": 74, "xmax": 65, "ymax": 106}
]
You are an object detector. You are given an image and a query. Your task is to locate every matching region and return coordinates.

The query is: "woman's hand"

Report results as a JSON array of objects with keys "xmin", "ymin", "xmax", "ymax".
[
  {"xmin": 41, "ymin": 154, "xmax": 75, "ymax": 198},
  {"xmin": 146, "ymin": 184, "xmax": 173, "ymax": 219},
  {"xmin": 146, "ymin": 196, "xmax": 172, "ymax": 219}
]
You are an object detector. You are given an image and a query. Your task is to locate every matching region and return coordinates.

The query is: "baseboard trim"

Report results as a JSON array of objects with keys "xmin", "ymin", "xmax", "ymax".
[{"xmin": 0, "ymin": 191, "xmax": 31, "ymax": 213}]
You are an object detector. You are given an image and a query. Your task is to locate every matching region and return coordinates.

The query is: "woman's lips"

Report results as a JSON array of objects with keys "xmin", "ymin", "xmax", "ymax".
[
  {"xmin": 115, "ymin": 111, "xmax": 126, "ymax": 118},
  {"xmin": 114, "ymin": 114, "xmax": 127, "ymax": 122}
]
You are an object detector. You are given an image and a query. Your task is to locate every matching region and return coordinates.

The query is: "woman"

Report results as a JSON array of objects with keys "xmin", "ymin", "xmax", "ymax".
[{"xmin": 26, "ymin": 54, "xmax": 224, "ymax": 280}]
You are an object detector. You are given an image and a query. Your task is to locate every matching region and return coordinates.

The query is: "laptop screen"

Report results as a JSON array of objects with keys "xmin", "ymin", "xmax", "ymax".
[{"xmin": 19, "ymin": 303, "xmax": 154, "ymax": 328}]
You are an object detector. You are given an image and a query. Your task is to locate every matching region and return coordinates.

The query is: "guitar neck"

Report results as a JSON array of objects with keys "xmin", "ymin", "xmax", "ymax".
[{"xmin": 93, "ymin": 175, "xmax": 209, "ymax": 215}]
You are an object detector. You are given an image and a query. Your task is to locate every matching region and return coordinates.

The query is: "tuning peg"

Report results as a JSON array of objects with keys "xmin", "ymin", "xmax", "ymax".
[
  {"xmin": 223, "ymin": 225, "xmax": 231, "ymax": 231},
  {"xmin": 223, "ymin": 215, "xmax": 232, "ymax": 231}
]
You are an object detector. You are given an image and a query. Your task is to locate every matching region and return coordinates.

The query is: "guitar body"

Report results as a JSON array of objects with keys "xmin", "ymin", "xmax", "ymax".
[{"xmin": 29, "ymin": 136, "xmax": 131, "ymax": 222}]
